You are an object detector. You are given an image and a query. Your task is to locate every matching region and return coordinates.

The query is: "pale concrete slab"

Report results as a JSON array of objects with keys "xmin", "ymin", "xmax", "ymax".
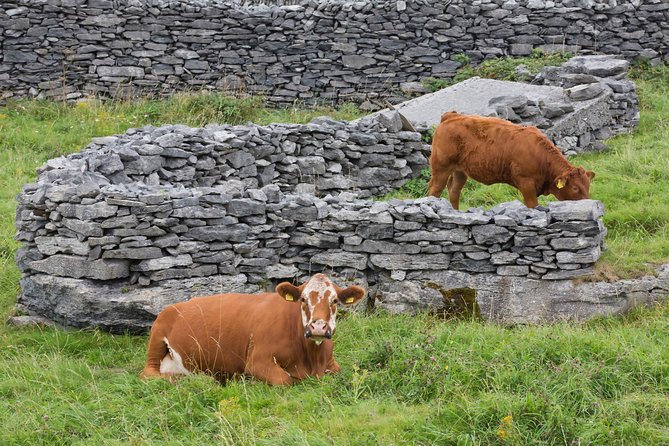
[
  {"xmin": 357, "ymin": 75, "xmax": 612, "ymax": 154},
  {"xmin": 376, "ymin": 76, "xmax": 569, "ymax": 128}
]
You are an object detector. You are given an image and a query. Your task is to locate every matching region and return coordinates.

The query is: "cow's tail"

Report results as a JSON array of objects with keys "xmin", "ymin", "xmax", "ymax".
[
  {"xmin": 440, "ymin": 110, "xmax": 460, "ymax": 123},
  {"xmin": 140, "ymin": 318, "xmax": 169, "ymax": 379}
]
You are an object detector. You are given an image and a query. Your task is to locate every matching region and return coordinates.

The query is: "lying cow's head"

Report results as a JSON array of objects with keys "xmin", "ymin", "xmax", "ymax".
[
  {"xmin": 553, "ymin": 167, "xmax": 595, "ymax": 201},
  {"xmin": 275, "ymin": 273, "xmax": 366, "ymax": 344}
]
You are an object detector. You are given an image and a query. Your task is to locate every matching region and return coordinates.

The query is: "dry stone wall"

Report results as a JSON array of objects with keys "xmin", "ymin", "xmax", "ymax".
[
  {"xmin": 16, "ymin": 116, "xmax": 609, "ymax": 331},
  {"xmin": 1, "ymin": 0, "xmax": 667, "ymax": 103},
  {"xmin": 53, "ymin": 114, "xmax": 430, "ymax": 199}
]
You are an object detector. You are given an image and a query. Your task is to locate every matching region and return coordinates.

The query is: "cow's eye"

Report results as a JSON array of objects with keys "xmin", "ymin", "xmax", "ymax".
[{"xmin": 333, "ymin": 298, "xmax": 339, "ymax": 305}]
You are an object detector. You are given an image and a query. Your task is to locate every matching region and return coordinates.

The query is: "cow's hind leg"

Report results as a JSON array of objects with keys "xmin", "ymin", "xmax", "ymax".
[
  {"xmin": 141, "ymin": 317, "xmax": 192, "ymax": 381},
  {"xmin": 427, "ymin": 165, "xmax": 454, "ymax": 198},
  {"xmin": 447, "ymin": 171, "xmax": 468, "ymax": 210},
  {"xmin": 140, "ymin": 329, "xmax": 170, "ymax": 379}
]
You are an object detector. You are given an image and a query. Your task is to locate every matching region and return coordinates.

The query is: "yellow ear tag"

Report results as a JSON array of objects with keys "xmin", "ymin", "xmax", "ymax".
[
  {"xmin": 285, "ymin": 294, "xmax": 294, "ymax": 302},
  {"xmin": 556, "ymin": 178, "xmax": 566, "ymax": 189},
  {"xmin": 345, "ymin": 297, "xmax": 355, "ymax": 304}
]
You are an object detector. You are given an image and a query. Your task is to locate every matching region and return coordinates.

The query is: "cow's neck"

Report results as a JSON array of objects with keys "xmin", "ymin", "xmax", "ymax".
[
  {"xmin": 542, "ymin": 148, "xmax": 573, "ymax": 195},
  {"xmin": 292, "ymin": 311, "xmax": 332, "ymax": 377},
  {"xmin": 302, "ymin": 337, "xmax": 331, "ymax": 372}
]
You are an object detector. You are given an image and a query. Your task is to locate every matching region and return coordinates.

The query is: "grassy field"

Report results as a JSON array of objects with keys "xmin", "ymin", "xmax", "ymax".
[
  {"xmin": 3, "ymin": 305, "xmax": 669, "ymax": 445},
  {"xmin": 1, "ymin": 62, "xmax": 669, "ymax": 445}
]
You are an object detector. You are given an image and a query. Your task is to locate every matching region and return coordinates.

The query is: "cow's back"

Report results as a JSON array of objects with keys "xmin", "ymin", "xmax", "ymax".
[
  {"xmin": 432, "ymin": 113, "xmax": 555, "ymax": 185},
  {"xmin": 157, "ymin": 293, "xmax": 292, "ymax": 377}
]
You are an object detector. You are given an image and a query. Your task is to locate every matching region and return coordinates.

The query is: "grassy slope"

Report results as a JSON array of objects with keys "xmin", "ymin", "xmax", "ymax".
[
  {"xmin": 0, "ymin": 67, "xmax": 668, "ymax": 444},
  {"xmin": 3, "ymin": 307, "xmax": 669, "ymax": 445}
]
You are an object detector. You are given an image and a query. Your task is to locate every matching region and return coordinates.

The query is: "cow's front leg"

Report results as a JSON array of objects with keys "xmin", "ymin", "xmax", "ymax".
[
  {"xmin": 326, "ymin": 357, "xmax": 341, "ymax": 374},
  {"xmin": 517, "ymin": 179, "xmax": 539, "ymax": 208},
  {"xmin": 245, "ymin": 358, "xmax": 293, "ymax": 386}
]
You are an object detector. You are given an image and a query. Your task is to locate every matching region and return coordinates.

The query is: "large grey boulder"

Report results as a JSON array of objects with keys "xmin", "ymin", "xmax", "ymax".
[
  {"xmin": 18, "ymin": 273, "xmax": 256, "ymax": 333},
  {"xmin": 375, "ymin": 265, "xmax": 669, "ymax": 324}
]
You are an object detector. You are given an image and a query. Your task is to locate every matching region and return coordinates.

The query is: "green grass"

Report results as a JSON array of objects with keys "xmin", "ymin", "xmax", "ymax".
[
  {"xmin": 3, "ymin": 307, "xmax": 669, "ymax": 444},
  {"xmin": 1, "ymin": 65, "xmax": 669, "ymax": 444}
]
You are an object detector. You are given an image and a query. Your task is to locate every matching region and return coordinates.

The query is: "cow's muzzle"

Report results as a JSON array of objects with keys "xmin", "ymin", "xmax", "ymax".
[{"xmin": 305, "ymin": 320, "xmax": 332, "ymax": 339}]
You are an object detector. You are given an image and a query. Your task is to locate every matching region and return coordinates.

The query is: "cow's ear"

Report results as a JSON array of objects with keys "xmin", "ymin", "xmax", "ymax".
[
  {"xmin": 337, "ymin": 285, "xmax": 366, "ymax": 306},
  {"xmin": 586, "ymin": 170, "xmax": 595, "ymax": 180},
  {"xmin": 555, "ymin": 176, "xmax": 567, "ymax": 189},
  {"xmin": 276, "ymin": 282, "xmax": 302, "ymax": 303}
]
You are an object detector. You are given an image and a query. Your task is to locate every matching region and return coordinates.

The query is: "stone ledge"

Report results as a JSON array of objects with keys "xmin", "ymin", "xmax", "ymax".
[{"xmin": 375, "ymin": 265, "xmax": 669, "ymax": 325}]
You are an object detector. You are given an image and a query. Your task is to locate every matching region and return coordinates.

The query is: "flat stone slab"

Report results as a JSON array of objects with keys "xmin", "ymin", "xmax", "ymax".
[
  {"xmin": 373, "ymin": 77, "xmax": 579, "ymax": 128},
  {"xmin": 361, "ymin": 76, "xmax": 612, "ymax": 154}
]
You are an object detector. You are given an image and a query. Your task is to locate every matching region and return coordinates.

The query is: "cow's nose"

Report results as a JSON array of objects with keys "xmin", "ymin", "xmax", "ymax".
[{"xmin": 307, "ymin": 320, "xmax": 330, "ymax": 338}]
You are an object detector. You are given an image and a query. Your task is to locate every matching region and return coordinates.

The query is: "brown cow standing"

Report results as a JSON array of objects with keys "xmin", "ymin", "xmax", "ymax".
[
  {"xmin": 140, "ymin": 273, "xmax": 366, "ymax": 386},
  {"xmin": 428, "ymin": 111, "xmax": 595, "ymax": 209}
]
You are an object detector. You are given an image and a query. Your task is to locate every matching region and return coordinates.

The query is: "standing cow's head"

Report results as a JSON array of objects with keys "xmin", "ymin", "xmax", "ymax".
[
  {"xmin": 553, "ymin": 167, "xmax": 595, "ymax": 201},
  {"xmin": 276, "ymin": 273, "xmax": 366, "ymax": 344}
]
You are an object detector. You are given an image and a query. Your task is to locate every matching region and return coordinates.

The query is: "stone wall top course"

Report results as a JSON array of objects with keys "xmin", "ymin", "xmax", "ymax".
[{"xmin": 1, "ymin": 0, "xmax": 665, "ymax": 103}]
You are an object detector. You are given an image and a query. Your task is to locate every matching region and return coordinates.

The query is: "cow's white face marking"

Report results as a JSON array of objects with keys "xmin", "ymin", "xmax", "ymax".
[
  {"xmin": 160, "ymin": 337, "xmax": 190, "ymax": 376},
  {"xmin": 300, "ymin": 273, "xmax": 339, "ymax": 339}
]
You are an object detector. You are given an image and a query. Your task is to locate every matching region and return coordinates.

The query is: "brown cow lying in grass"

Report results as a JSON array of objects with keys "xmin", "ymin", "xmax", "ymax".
[
  {"xmin": 141, "ymin": 273, "xmax": 366, "ymax": 386},
  {"xmin": 427, "ymin": 111, "xmax": 595, "ymax": 209}
]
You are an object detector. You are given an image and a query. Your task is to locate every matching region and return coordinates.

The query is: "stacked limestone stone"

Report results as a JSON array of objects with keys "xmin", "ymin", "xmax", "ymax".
[
  {"xmin": 1, "ymin": 0, "xmax": 666, "ymax": 103},
  {"xmin": 535, "ymin": 55, "xmax": 640, "ymax": 147},
  {"xmin": 32, "ymin": 115, "xmax": 428, "ymax": 199},
  {"xmin": 15, "ymin": 112, "xmax": 611, "ymax": 331},
  {"xmin": 485, "ymin": 55, "xmax": 639, "ymax": 155}
]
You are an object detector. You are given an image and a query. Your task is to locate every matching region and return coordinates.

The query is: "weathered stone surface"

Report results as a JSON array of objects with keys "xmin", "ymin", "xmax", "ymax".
[
  {"xmin": 6, "ymin": 315, "xmax": 56, "ymax": 328},
  {"xmin": 188, "ymin": 225, "xmax": 249, "ymax": 242},
  {"xmin": 342, "ymin": 55, "xmax": 376, "ymax": 69},
  {"xmin": 102, "ymin": 247, "xmax": 163, "ymax": 260},
  {"xmin": 266, "ymin": 264, "xmax": 300, "ymax": 279},
  {"xmin": 28, "ymin": 255, "xmax": 129, "ymax": 280},
  {"xmin": 132, "ymin": 254, "xmax": 193, "ymax": 272},
  {"xmin": 563, "ymin": 55, "xmax": 629, "ymax": 77},
  {"xmin": 35, "ymin": 236, "xmax": 90, "ymax": 256},
  {"xmin": 57, "ymin": 202, "xmax": 118, "ymax": 220},
  {"xmin": 472, "ymin": 225, "xmax": 513, "ymax": 244},
  {"xmin": 566, "ymin": 83, "xmax": 605, "ymax": 101},
  {"xmin": 312, "ymin": 251, "xmax": 368, "ymax": 270},
  {"xmin": 375, "ymin": 265, "xmax": 669, "ymax": 324},
  {"xmin": 61, "ymin": 218, "xmax": 103, "ymax": 237},
  {"xmin": 149, "ymin": 264, "xmax": 218, "ymax": 282},
  {"xmin": 18, "ymin": 273, "xmax": 254, "ymax": 333},
  {"xmin": 228, "ymin": 199, "xmax": 265, "ymax": 216},
  {"xmin": 370, "ymin": 254, "xmax": 451, "ymax": 270},
  {"xmin": 548, "ymin": 200, "xmax": 605, "ymax": 221},
  {"xmin": 171, "ymin": 206, "xmax": 226, "ymax": 219},
  {"xmin": 556, "ymin": 246, "xmax": 601, "ymax": 264},
  {"xmin": 97, "ymin": 66, "xmax": 144, "ymax": 78},
  {"xmin": 497, "ymin": 265, "xmax": 530, "ymax": 276}
]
